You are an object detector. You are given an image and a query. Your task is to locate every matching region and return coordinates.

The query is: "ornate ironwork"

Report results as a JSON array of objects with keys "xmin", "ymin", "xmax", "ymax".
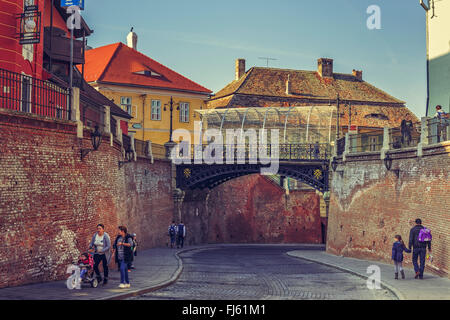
[{"xmin": 176, "ymin": 161, "xmax": 329, "ymax": 193}]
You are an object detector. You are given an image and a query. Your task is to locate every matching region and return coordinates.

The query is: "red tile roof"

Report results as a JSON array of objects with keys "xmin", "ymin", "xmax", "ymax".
[
  {"xmin": 212, "ymin": 67, "xmax": 404, "ymax": 104},
  {"xmin": 81, "ymin": 43, "xmax": 212, "ymax": 94}
]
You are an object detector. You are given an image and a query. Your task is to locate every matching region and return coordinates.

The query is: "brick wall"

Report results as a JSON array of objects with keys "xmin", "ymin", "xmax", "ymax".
[
  {"xmin": 0, "ymin": 109, "xmax": 174, "ymax": 288},
  {"xmin": 327, "ymin": 143, "xmax": 450, "ymax": 278},
  {"xmin": 181, "ymin": 174, "xmax": 323, "ymax": 245}
]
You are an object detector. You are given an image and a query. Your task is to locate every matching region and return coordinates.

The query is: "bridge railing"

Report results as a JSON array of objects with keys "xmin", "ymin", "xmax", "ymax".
[{"xmin": 186, "ymin": 143, "xmax": 331, "ymax": 161}]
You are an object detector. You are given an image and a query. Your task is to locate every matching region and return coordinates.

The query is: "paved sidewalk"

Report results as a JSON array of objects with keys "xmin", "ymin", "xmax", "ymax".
[
  {"xmin": 0, "ymin": 247, "xmax": 185, "ymax": 300},
  {"xmin": 287, "ymin": 250, "xmax": 450, "ymax": 300}
]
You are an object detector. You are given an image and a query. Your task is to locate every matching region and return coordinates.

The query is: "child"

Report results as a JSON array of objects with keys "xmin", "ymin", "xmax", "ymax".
[
  {"xmin": 78, "ymin": 253, "xmax": 91, "ymax": 279},
  {"xmin": 391, "ymin": 235, "xmax": 411, "ymax": 279}
]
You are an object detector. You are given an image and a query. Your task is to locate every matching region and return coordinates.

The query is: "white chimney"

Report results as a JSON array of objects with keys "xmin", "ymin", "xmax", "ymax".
[
  {"xmin": 286, "ymin": 74, "xmax": 291, "ymax": 95},
  {"xmin": 127, "ymin": 27, "xmax": 137, "ymax": 50}
]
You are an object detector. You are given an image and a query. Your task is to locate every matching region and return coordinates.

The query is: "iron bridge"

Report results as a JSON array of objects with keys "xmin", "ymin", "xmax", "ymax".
[{"xmin": 175, "ymin": 143, "xmax": 331, "ymax": 193}]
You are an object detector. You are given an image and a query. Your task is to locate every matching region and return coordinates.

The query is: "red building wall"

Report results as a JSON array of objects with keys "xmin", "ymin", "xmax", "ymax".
[
  {"xmin": 0, "ymin": 0, "xmax": 45, "ymax": 78},
  {"xmin": 0, "ymin": 108, "xmax": 174, "ymax": 288}
]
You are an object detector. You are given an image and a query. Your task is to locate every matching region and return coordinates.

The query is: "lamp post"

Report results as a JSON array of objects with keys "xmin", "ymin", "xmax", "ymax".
[
  {"xmin": 164, "ymin": 96, "xmax": 179, "ymax": 158},
  {"xmin": 80, "ymin": 125, "xmax": 102, "ymax": 160}
]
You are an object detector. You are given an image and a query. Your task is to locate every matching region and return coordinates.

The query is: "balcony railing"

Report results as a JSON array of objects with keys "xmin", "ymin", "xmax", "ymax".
[
  {"xmin": 0, "ymin": 68, "xmax": 70, "ymax": 120},
  {"xmin": 134, "ymin": 139, "xmax": 149, "ymax": 158},
  {"xmin": 44, "ymin": 27, "xmax": 84, "ymax": 65},
  {"xmin": 427, "ymin": 117, "xmax": 449, "ymax": 144}
]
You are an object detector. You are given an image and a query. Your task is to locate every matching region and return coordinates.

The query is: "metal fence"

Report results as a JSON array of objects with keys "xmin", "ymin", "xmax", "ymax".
[
  {"xmin": 134, "ymin": 139, "xmax": 148, "ymax": 158},
  {"xmin": 151, "ymin": 143, "xmax": 166, "ymax": 159},
  {"xmin": 81, "ymin": 103, "xmax": 105, "ymax": 133},
  {"xmin": 427, "ymin": 117, "xmax": 449, "ymax": 144},
  {"xmin": 122, "ymin": 133, "xmax": 132, "ymax": 151},
  {"xmin": 0, "ymin": 68, "xmax": 70, "ymax": 120},
  {"xmin": 185, "ymin": 143, "xmax": 331, "ymax": 161},
  {"xmin": 389, "ymin": 121, "xmax": 421, "ymax": 149}
]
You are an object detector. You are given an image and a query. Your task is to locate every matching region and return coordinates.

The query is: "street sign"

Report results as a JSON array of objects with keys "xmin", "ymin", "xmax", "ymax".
[{"xmin": 61, "ymin": 0, "xmax": 84, "ymax": 10}]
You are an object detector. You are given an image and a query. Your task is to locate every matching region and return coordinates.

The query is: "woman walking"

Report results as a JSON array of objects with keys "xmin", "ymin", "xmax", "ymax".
[
  {"xmin": 113, "ymin": 226, "xmax": 134, "ymax": 288},
  {"xmin": 89, "ymin": 224, "xmax": 112, "ymax": 285}
]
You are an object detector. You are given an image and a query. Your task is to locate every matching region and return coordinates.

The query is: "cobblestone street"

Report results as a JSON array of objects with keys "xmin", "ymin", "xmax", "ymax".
[{"xmin": 133, "ymin": 245, "xmax": 396, "ymax": 300}]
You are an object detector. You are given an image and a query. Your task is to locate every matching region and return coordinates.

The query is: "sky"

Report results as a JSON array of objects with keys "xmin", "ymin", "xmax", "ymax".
[{"xmin": 82, "ymin": 0, "xmax": 428, "ymax": 117}]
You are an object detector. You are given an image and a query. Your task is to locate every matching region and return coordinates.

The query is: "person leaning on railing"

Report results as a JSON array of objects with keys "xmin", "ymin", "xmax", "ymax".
[{"xmin": 435, "ymin": 105, "xmax": 449, "ymax": 141}]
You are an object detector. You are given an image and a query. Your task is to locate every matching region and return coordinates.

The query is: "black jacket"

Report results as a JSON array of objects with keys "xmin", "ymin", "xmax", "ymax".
[
  {"xmin": 408, "ymin": 225, "xmax": 432, "ymax": 250},
  {"xmin": 113, "ymin": 234, "xmax": 134, "ymax": 264}
]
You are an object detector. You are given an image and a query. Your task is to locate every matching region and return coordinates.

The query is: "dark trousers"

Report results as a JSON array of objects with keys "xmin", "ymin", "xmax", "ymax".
[
  {"xmin": 93, "ymin": 254, "xmax": 108, "ymax": 280},
  {"xmin": 412, "ymin": 247, "xmax": 426, "ymax": 276},
  {"xmin": 177, "ymin": 236, "xmax": 185, "ymax": 248}
]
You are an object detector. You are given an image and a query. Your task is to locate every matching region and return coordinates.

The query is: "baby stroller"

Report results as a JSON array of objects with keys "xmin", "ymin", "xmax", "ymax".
[{"xmin": 66, "ymin": 253, "xmax": 99, "ymax": 289}]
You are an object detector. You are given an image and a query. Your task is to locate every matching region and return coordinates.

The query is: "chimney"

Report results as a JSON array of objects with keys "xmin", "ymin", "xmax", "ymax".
[
  {"xmin": 286, "ymin": 74, "xmax": 291, "ymax": 95},
  {"xmin": 317, "ymin": 58, "xmax": 333, "ymax": 78},
  {"xmin": 352, "ymin": 69, "xmax": 363, "ymax": 81},
  {"xmin": 235, "ymin": 58, "xmax": 246, "ymax": 80},
  {"xmin": 127, "ymin": 27, "xmax": 138, "ymax": 50}
]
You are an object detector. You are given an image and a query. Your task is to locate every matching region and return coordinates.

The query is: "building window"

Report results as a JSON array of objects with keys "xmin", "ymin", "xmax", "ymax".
[
  {"xmin": 151, "ymin": 100, "xmax": 161, "ymax": 120},
  {"xmin": 179, "ymin": 102, "xmax": 189, "ymax": 123},
  {"xmin": 121, "ymin": 97, "xmax": 132, "ymax": 116}
]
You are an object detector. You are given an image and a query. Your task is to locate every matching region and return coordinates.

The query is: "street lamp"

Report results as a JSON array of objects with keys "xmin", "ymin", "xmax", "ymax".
[
  {"xmin": 118, "ymin": 145, "xmax": 134, "ymax": 169},
  {"xmin": 80, "ymin": 125, "xmax": 102, "ymax": 160},
  {"xmin": 164, "ymin": 96, "xmax": 180, "ymax": 143}
]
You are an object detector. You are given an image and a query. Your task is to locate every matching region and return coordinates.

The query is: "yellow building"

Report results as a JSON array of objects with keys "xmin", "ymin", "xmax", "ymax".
[{"xmin": 81, "ymin": 31, "xmax": 212, "ymax": 144}]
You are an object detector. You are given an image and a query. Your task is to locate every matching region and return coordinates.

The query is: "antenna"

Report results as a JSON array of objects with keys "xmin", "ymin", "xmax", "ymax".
[{"xmin": 258, "ymin": 57, "xmax": 277, "ymax": 67}]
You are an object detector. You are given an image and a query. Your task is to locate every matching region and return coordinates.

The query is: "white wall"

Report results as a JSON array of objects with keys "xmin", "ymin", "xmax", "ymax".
[{"xmin": 427, "ymin": 0, "xmax": 450, "ymax": 115}]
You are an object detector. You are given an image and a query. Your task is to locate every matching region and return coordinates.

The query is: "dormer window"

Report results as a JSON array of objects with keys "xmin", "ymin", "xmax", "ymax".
[
  {"xmin": 364, "ymin": 113, "xmax": 389, "ymax": 120},
  {"xmin": 134, "ymin": 70, "xmax": 162, "ymax": 77}
]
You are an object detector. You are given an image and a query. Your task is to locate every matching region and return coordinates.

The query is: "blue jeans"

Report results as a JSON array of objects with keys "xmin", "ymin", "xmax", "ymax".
[
  {"xmin": 412, "ymin": 247, "xmax": 426, "ymax": 277},
  {"xmin": 119, "ymin": 260, "xmax": 129, "ymax": 284}
]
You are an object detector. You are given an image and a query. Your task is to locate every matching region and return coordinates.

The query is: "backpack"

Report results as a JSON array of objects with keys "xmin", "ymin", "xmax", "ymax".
[
  {"xmin": 169, "ymin": 225, "xmax": 176, "ymax": 236},
  {"xmin": 418, "ymin": 227, "xmax": 432, "ymax": 242}
]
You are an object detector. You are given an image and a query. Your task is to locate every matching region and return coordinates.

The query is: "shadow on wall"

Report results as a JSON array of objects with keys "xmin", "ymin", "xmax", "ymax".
[{"xmin": 429, "ymin": 52, "xmax": 450, "ymax": 115}]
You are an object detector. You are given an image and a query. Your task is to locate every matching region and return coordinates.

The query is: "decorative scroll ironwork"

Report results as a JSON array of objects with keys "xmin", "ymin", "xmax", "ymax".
[{"xmin": 176, "ymin": 162, "xmax": 329, "ymax": 193}]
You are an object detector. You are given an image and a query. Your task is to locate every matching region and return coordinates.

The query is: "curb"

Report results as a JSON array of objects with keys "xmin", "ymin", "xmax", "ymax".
[
  {"xmin": 100, "ymin": 246, "xmax": 210, "ymax": 300},
  {"xmin": 286, "ymin": 251, "xmax": 406, "ymax": 300}
]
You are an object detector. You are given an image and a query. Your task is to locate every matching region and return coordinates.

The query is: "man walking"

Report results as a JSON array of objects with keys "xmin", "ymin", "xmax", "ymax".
[
  {"xmin": 408, "ymin": 219, "xmax": 432, "ymax": 279},
  {"xmin": 177, "ymin": 221, "xmax": 186, "ymax": 249},
  {"xmin": 168, "ymin": 221, "xmax": 177, "ymax": 249}
]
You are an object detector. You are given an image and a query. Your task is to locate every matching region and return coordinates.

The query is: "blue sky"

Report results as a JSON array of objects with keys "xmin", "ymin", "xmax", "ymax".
[{"xmin": 82, "ymin": 0, "xmax": 427, "ymax": 117}]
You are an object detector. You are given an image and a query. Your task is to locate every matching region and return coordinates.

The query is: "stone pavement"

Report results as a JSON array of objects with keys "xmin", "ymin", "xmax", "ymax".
[
  {"xmin": 1, "ymin": 244, "xmax": 448, "ymax": 300},
  {"xmin": 287, "ymin": 250, "xmax": 450, "ymax": 300},
  {"xmin": 0, "ymin": 247, "xmax": 185, "ymax": 300}
]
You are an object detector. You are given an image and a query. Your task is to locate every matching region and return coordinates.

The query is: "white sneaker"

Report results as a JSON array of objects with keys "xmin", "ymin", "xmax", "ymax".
[
  {"xmin": 118, "ymin": 283, "xmax": 126, "ymax": 288},
  {"xmin": 125, "ymin": 283, "xmax": 131, "ymax": 288}
]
